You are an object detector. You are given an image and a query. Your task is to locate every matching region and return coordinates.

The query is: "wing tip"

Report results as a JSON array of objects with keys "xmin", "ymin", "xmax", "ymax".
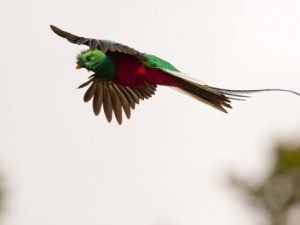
[
  {"xmin": 49, "ymin": 25, "xmax": 79, "ymax": 44},
  {"xmin": 49, "ymin": 24, "xmax": 66, "ymax": 38},
  {"xmin": 50, "ymin": 24, "xmax": 60, "ymax": 34}
]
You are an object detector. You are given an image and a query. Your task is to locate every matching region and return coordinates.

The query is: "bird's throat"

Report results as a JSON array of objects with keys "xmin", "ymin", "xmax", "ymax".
[{"xmin": 94, "ymin": 57, "xmax": 116, "ymax": 80}]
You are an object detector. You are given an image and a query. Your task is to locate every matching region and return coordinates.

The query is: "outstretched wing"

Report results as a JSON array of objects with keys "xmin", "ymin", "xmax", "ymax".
[
  {"xmin": 78, "ymin": 76, "xmax": 157, "ymax": 125},
  {"xmin": 50, "ymin": 25, "xmax": 147, "ymax": 61}
]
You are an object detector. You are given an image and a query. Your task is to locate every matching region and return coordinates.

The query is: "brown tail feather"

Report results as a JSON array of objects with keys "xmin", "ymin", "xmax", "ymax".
[
  {"xmin": 159, "ymin": 68, "xmax": 233, "ymax": 112},
  {"xmin": 175, "ymin": 80, "xmax": 232, "ymax": 113}
]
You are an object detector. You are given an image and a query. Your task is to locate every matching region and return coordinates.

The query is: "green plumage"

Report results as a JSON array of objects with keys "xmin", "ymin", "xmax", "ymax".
[{"xmin": 143, "ymin": 54, "xmax": 179, "ymax": 72}]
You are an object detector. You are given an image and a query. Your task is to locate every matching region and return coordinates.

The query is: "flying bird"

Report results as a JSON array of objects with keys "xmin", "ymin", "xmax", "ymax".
[{"xmin": 50, "ymin": 25, "xmax": 300, "ymax": 124}]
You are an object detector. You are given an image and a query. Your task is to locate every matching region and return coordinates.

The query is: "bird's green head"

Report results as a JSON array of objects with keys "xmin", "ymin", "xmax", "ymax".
[
  {"xmin": 76, "ymin": 49, "xmax": 115, "ymax": 79},
  {"xmin": 76, "ymin": 49, "xmax": 106, "ymax": 72}
]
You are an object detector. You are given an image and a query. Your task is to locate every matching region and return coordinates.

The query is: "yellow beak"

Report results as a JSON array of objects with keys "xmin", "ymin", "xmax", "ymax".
[{"xmin": 76, "ymin": 64, "xmax": 81, "ymax": 69}]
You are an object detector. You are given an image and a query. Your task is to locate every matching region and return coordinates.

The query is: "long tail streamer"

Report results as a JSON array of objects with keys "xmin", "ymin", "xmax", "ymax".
[{"xmin": 209, "ymin": 87, "xmax": 300, "ymax": 98}]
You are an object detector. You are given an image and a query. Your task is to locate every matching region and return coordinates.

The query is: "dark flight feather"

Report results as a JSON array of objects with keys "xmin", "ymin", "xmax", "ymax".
[
  {"xmin": 93, "ymin": 82, "xmax": 104, "ymax": 115},
  {"xmin": 103, "ymin": 84, "xmax": 113, "ymax": 123},
  {"xmin": 118, "ymin": 86, "xmax": 136, "ymax": 109},
  {"xmin": 123, "ymin": 87, "xmax": 140, "ymax": 104},
  {"xmin": 112, "ymin": 84, "xmax": 131, "ymax": 119},
  {"xmin": 133, "ymin": 88, "xmax": 144, "ymax": 100},
  {"xmin": 109, "ymin": 85, "xmax": 123, "ymax": 125},
  {"xmin": 83, "ymin": 82, "xmax": 97, "ymax": 102}
]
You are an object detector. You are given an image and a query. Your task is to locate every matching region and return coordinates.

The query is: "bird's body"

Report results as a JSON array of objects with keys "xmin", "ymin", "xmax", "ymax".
[
  {"xmin": 114, "ymin": 54, "xmax": 182, "ymax": 87},
  {"xmin": 82, "ymin": 50, "xmax": 180, "ymax": 87},
  {"xmin": 50, "ymin": 25, "xmax": 300, "ymax": 124}
]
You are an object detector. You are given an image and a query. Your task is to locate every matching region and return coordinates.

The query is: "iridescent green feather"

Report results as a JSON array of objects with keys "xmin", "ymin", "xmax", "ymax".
[{"xmin": 143, "ymin": 54, "xmax": 179, "ymax": 72}]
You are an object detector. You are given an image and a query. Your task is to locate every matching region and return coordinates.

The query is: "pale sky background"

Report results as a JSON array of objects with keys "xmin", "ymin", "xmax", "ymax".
[{"xmin": 0, "ymin": 0, "xmax": 300, "ymax": 225}]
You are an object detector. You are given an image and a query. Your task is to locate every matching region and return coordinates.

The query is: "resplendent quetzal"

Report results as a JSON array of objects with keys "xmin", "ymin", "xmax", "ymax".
[{"xmin": 50, "ymin": 25, "xmax": 300, "ymax": 125}]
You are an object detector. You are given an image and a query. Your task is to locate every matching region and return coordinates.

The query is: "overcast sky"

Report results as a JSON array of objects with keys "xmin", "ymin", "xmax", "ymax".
[{"xmin": 1, "ymin": 0, "xmax": 300, "ymax": 225}]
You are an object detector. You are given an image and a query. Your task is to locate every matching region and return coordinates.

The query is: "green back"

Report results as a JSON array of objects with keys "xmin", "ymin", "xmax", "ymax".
[{"xmin": 143, "ymin": 54, "xmax": 179, "ymax": 72}]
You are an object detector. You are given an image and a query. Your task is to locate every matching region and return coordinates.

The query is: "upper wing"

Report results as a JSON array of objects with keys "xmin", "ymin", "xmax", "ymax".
[{"xmin": 50, "ymin": 25, "xmax": 147, "ymax": 61}]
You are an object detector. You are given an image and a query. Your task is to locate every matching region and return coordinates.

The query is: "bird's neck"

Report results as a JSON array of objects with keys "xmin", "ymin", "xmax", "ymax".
[{"xmin": 94, "ymin": 56, "xmax": 116, "ymax": 79}]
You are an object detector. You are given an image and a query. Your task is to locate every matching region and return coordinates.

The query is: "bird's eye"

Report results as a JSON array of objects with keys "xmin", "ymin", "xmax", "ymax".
[{"xmin": 86, "ymin": 56, "xmax": 92, "ymax": 61}]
